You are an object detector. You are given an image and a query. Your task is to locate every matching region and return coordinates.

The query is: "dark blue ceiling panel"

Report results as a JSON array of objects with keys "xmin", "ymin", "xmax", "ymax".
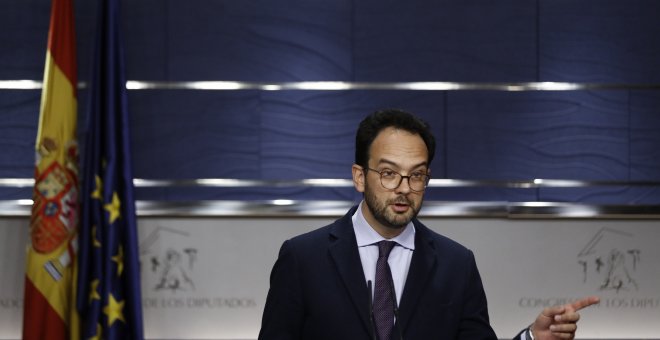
[
  {"xmin": 353, "ymin": 1, "xmax": 537, "ymax": 82},
  {"xmin": 446, "ymin": 91, "xmax": 629, "ymax": 180},
  {"xmin": 166, "ymin": 0, "xmax": 352, "ymax": 81},
  {"xmin": 539, "ymin": 0, "xmax": 660, "ymax": 83}
]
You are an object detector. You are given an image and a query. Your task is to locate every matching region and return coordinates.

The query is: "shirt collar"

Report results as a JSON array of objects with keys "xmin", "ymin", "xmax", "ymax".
[{"xmin": 352, "ymin": 200, "xmax": 415, "ymax": 250}]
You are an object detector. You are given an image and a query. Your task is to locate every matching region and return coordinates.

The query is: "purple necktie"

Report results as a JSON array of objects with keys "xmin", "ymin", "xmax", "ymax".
[{"xmin": 374, "ymin": 240, "xmax": 396, "ymax": 340}]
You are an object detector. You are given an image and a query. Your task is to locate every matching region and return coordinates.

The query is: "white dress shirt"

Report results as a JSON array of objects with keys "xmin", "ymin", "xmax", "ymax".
[{"xmin": 352, "ymin": 201, "xmax": 415, "ymax": 305}]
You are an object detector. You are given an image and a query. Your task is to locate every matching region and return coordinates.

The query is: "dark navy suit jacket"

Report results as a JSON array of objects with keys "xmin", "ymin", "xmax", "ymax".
[{"xmin": 259, "ymin": 206, "xmax": 523, "ymax": 340}]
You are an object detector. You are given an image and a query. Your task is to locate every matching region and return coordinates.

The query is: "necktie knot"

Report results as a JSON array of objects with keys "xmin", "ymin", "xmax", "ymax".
[{"xmin": 378, "ymin": 240, "xmax": 396, "ymax": 259}]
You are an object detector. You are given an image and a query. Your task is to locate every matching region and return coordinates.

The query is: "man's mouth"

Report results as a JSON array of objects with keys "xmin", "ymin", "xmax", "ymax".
[{"xmin": 391, "ymin": 200, "xmax": 410, "ymax": 213}]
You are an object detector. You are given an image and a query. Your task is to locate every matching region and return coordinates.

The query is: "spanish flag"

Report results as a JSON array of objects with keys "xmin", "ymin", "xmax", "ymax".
[{"xmin": 23, "ymin": 0, "xmax": 80, "ymax": 339}]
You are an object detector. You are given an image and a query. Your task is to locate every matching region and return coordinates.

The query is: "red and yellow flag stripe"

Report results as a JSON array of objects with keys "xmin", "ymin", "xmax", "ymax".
[{"xmin": 23, "ymin": 0, "xmax": 80, "ymax": 339}]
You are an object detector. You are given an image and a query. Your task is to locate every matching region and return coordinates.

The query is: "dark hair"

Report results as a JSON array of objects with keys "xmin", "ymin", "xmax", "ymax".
[{"xmin": 355, "ymin": 109, "xmax": 436, "ymax": 168}]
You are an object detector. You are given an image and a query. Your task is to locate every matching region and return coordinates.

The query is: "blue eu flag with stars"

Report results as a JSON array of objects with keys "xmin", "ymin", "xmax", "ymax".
[{"xmin": 77, "ymin": 0, "xmax": 144, "ymax": 338}]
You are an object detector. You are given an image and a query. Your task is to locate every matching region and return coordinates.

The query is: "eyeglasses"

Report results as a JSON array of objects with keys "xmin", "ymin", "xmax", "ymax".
[{"xmin": 366, "ymin": 167, "xmax": 430, "ymax": 192}]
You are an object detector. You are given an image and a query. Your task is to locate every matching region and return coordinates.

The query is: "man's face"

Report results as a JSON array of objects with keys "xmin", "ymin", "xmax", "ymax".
[{"xmin": 352, "ymin": 127, "xmax": 429, "ymax": 236}]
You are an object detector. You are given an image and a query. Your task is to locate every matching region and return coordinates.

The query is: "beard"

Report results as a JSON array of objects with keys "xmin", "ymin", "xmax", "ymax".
[{"xmin": 363, "ymin": 181, "xmax": 423, "ymax": 230}]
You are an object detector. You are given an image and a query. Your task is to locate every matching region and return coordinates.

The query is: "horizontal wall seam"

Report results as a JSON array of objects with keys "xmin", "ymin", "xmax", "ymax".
[
  {"xmin": 1, "ymin": 200, "xmax": 659, "ymax": 218},
  {"xmin": 1, "ymin": 178, "xmax": 659, "ymax": 188},
  {"xmin": 2, "ymin": 80, "xmax": 660, "ymax": 91}
]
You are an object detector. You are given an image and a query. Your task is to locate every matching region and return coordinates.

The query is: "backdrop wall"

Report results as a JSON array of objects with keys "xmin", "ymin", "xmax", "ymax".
[{"xmin": 1, "ymin": 216, "xmax": 659, "ymax": 339}]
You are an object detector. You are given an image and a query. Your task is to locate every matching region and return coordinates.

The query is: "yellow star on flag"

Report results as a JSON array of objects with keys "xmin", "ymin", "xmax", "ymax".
[
  {"xmin": 91, "ymin": 175, "xmax": 102, "ymax": 200},
  {"xmin": 92, "ymin": 225, "xmax": 101, "ymax": 248},
  {"xmin": 89, "ymin": 323, "xmax": 102, "ymax": 340},
  {"xmin": 104, "ymin": 192, "xmax": 121, "ymax": 224},
  {"xmin": 112, "ymin": 245, "xmax": 124, "ymax": 276},
  {"xmin": 89, "ymin": 279, "xmax": 101, "ymax": 303},
  {"xmin": 103, "ymin": 293, "xmax": 125, "ymax": 326}
]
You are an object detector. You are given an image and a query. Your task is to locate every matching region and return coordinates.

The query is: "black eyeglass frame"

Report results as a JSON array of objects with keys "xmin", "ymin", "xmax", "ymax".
[{"xmin": 364, "ymin": 167, "xmax": 430, "ymax": 192}]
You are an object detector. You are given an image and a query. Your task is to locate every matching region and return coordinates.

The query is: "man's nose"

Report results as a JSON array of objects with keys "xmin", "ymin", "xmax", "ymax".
[{"xmin": 395, "ymin": 176, "xmax": 412, "ymax": 194}]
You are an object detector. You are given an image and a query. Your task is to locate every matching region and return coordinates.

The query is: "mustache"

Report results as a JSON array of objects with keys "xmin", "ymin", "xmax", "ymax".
[{"xmin": 389, "ymin": 196, "xmax": 412, "ymax": 205}]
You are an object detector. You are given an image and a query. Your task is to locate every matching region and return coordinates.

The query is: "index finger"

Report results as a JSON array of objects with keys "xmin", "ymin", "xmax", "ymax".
[{"xmin": 568, "ymin": 296, "xmax": 600, "ymax": 312}]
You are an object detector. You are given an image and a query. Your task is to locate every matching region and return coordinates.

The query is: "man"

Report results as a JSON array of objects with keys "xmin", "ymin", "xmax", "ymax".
[{"xmin": 259, "ymin": 109, "xmax": 599, "ymax": 340}]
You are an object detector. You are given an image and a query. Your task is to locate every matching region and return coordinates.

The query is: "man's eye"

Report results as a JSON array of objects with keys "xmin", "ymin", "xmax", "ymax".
[
  {"xmin": 381, "ymin": 170, "xmax": 396, "ymax": 177},
  {"xmin": 411, "ymin": 172, "xmax": 425, "ymax": 179}
]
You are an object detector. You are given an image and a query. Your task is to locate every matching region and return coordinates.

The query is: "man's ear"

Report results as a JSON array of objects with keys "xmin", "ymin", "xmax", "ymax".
[{"xmin": 352, "ymin": 164, "xmax": 366, "ymax": 193}]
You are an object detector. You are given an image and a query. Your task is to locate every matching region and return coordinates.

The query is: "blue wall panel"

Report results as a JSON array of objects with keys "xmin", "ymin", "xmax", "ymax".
[
  {"xmin": 0, "ymin": 92, "xmax": 40, "ymax": 177},
  {"xmin": 630, "ymin": 90, "xmax": 660, "ymax": 180},
  {"xmin": 259, "ymin": 91, "xmax": 360, "ymax": 179},
  {"xmin": 2, "ymin": 0, "xmax": 660, "ymax": 204},
  {"xmin": 133, "ymin": 184, "xmax": 361, "ymax": 202},
  {"xmin": 446, "ymin": 91, "xmax": 630, "ymax": 180},
  {"xmin": 166, "ymin": 1, "xmax": 352, "ymax": 81},
  {"xmin": 0, "ymin": 1, "xmax": 50, "ymax": 79},
  {"xmin": 425, "ymin": 187, "xmax": 537, "ymax": 203},
  {"xmin": 354, "ymin": 1, "xmax": 537, "ymax": 82},
  {"xmin": 121, "ymin": 0, "xmax": 169, "ymax": 81},
  {"xmin": 539, "ymin": 187, "xmax": 660, "ymax": 204},
  {"xmin": 259, "ymin": 91, "xmax": 446, "ymax": 179},
  {"xmin": 539, "ymin": 0, "xmax": 660, "ymax": 83},
  {"xmin": 129, "ymin": 90, "xmax": 262, "ymax": 179}
]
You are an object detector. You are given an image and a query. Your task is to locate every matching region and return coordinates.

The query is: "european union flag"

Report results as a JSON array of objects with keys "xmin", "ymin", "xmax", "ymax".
[{"xmin": 77, "ymin": 0, "xmax": 144, "ymax": 339}]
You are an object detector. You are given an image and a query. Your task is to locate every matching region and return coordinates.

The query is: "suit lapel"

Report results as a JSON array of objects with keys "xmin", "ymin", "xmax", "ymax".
[
  {"xmin": 328, "ymin": 208, "xmax": 373, "ymax": 336},
  {"xmin": 396, "ymin": 221, "xmax": 437, "ymax": 333}
]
